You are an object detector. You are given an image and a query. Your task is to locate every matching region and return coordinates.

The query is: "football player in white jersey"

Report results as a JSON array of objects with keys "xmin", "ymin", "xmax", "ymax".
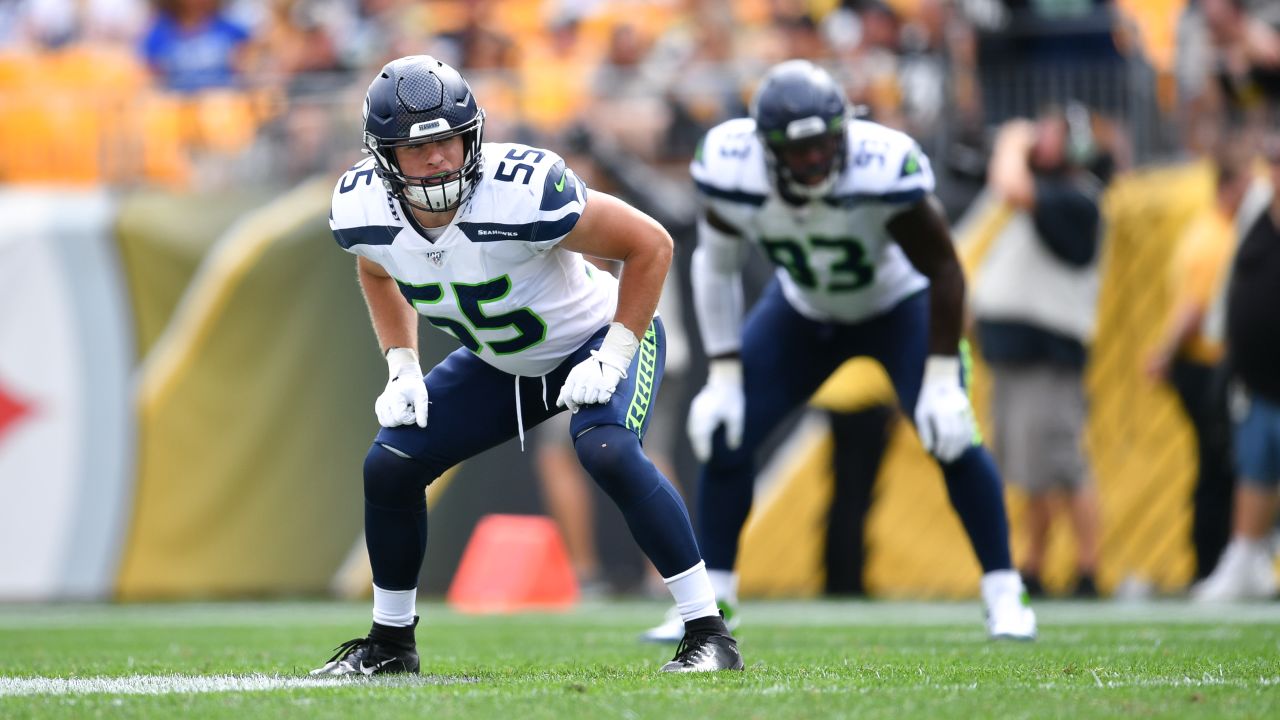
[
  {"xmin": 312, "ymin": 56, "xmax": 741, "ymax": 675},
  {"xmin": 643, "ymin": 60, "xmax": 1037, "ymax": 642}
]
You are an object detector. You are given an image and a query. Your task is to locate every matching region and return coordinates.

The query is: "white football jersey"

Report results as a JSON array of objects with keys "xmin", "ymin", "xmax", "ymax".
[
  {"xmin": 330, "ymin": 143, "xmax": 618, "ymax": 377},
  {"xmin": 690, "ymin": 117, "xmax": 932, "ymax": 323}
]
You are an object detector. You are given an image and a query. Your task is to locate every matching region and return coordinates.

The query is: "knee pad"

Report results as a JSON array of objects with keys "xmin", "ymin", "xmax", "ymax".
[{"xmin": 363, "ymin": 442, "xmax": 433, "ymax": 509}]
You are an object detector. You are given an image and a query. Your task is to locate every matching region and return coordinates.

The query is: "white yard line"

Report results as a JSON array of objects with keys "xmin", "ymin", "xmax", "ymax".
[
  {"xmin": 0, "ymin": 674, "xmax": 348, "ymax": 697},
  {"xmin": 0, "ymin": 673, "xmax": 475, "ymax": 697}
]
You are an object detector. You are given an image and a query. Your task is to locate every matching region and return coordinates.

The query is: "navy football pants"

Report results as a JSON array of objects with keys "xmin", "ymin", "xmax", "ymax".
[
  {"xmin": 697, "ymin": 282, "xmax": 1014, "ymax": 575},
  {"xmin": 363, "ymin": 318, "xmax": 704, "ymax": 590}
]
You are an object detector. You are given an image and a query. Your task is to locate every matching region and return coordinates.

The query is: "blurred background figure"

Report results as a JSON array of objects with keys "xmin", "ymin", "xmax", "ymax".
[
  {"xmin": 1192, "ymin": 129, "xmax": 1280, "ymax": 602},
  {"xmin": 973, "ymin": 105, "xmax": 1110, "ymax": 597},
  {"xmin": 1145, "ymin": 135, "xmax": 1254, "ymax": 582},
  {"xmin": 139, "ymin": 0, "xmax": 252, "ymax": 93}
]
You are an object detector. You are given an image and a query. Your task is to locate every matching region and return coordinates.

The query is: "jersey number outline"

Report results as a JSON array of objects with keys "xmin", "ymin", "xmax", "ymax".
[
  {"xmin": 494, "ymin": 148, "xmax": 547, "ymax": 185},
  {"xmin": 760, "ymin": 236, "xmax": 875, "ymax": 292},
  {"xmin": 398, "ymin": 275, "xmax": 547, "ymax": 355},
  {"xmin": 338, "ymin": 165, "xmax": 375, "ymax": 193}
]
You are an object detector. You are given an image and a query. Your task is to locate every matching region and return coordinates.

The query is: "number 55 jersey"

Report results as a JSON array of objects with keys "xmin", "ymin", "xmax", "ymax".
[
  {"xmin": 692, "ymin": 117, "xmax": 932, "ymax": 323},
  {"xmin": 329, "ymin": 142, "xmax": 619, "ymax": 377}
]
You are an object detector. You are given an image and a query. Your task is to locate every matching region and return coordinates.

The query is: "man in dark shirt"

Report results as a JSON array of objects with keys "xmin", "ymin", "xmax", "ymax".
[{"xmin": 1194, "ymin": 133, "xmax": 1280, "ymax": 601}]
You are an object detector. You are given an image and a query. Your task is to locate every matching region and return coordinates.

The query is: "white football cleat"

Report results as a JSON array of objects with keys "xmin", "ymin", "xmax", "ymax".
[
  {"xmin": 982, "ymin": 570, "xmax": 1037, "ymax": 641},
  {"xmin": 641, "ymin": 601, "xmax": 739, "ymax": 643},
  {"xmin": 1191, "ymin": 539, "xmax": 1277, "ymax": 602}
]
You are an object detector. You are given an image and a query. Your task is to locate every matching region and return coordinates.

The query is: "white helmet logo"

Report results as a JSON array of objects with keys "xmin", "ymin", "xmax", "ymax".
[{"xmin": 410, "ymin": 118, "xmax": 452, "ymax": 138}]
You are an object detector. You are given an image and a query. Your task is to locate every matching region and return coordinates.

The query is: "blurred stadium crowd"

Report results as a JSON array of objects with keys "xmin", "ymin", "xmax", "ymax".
[
  {"xmin": 0, "ymin": 0, "xmax": 1273, "ymax": 191},
  {"xmin": 3, "ymin": 0, "xmax": 1280, "ymax": 603}
]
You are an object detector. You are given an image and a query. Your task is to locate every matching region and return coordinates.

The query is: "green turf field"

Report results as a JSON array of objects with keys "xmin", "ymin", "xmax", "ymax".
[{"xmin": 1, "ymin": 600, "xmax": 1277, "ymax": 719}]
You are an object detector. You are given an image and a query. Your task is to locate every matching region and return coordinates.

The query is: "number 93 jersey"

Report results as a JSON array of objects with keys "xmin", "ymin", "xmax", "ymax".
[
  {"xmin": 691, "ymin": 117, "xmax": 931, "ymax": 324},
  {"xmin": 330, "ymin": 142, "xmax": 619, "ymax": 377}
]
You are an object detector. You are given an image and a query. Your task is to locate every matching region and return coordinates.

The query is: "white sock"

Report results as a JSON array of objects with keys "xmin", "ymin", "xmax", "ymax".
[
  {"xmin": 1240, "ymin": 536, "xmax": 1272, "ymax": 557},
  {"xmin": 980, "ymin": 569, "xmax": 1022, "ymax": 607},
  {"xmin": 664, "ymin": 561, "xmax": 719, "ymax": 623},
  {"xmin": 707, "ymin": 568, "xmax": 738, "ymax": 606},
  {"xmin": 372, "ymin": 585, "xmax": 416, "ymax": 627}
]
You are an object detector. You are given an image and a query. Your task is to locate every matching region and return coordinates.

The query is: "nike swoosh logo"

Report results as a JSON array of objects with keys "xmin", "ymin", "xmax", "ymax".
[
  {"xmin": 359, "ymin": 658, "xmax": 395, "ymax": 675},
  {"xmin": 554, "ymin": 170, "xmax": 567, "ymax": 192}
]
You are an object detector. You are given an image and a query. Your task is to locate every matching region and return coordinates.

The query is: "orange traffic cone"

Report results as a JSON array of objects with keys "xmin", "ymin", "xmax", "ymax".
[{"xmin": 446, "ymin": 514, "xmax": 579, "ymax": 613}]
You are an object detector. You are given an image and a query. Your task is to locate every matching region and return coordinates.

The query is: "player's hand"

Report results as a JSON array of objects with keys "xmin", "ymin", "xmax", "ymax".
[
  {"xmin": 914, "ymin": 355, "xmax": 975, "ymax": 463},
  {"xmin": 557, "ymin": 323, "xmax": 638, "ymax": 413},
  {"xmin": 687, "ymin": 358, "xmax": 745, "ymax": 461},
  {"xmin": 375, "ymin": 347, "xmax": 429, "ymax": 428}
]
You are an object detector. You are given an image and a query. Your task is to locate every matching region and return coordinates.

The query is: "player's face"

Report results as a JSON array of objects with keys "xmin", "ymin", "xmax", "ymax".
[
  {"xmin": 775, "ymin": 133, "xmax": 842, "ymax": 186},
  {"xmin": 394, "ymin": 136, "xmax": 465, "ymax": 182}
]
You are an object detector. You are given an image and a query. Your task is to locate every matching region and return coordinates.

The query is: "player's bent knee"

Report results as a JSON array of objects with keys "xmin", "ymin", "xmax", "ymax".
[
  {"xmin": 363, "ymin": 442, "xmax": 435, "ymax": 508},
  {"xmin": 573, "ymin": 424, "xmax": 657, "ymax": 506}
]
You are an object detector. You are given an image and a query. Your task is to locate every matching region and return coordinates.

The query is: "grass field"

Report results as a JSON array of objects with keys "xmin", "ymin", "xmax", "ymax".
[{"xmin": 1, "ymin": 600, "xmax": 1277, "ymax": 719}]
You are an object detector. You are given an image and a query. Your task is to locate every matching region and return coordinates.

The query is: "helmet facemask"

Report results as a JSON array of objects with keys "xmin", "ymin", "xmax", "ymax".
[
  {"xmin": 365, "ymin": 110, "xmax": 485, "ymax": 213},
  {"xmin": 762, "ymin": 114, "xmax": 847, "ymax": 201}
]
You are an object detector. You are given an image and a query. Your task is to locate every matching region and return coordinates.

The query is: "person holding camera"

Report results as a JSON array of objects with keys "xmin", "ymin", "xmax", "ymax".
[{"xmin": 972, "ymin": 104, "xmax": 1109, "ymax": 597}]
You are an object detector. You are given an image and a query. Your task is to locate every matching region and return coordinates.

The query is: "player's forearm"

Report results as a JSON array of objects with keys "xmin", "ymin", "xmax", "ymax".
[
  {"xmin": 926, "ymin": 261, "xmax": 966, "ymax": 355},
  {"xmin": 358, "ymin": 262, "xmax": 419, "ymax": 354},
  {"xmin": 612, "ymin": 232, "xmax": 672, "ymax": 340}
]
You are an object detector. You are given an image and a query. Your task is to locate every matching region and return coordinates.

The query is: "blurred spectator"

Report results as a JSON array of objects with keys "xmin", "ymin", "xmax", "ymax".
[
  {"xmin": 640, "ymin": 0, "xmax": 748, "ymax": 160},
  {"xmin": 516, "ymin": 13, "xmax": 599, "ymax": 138},
  {"xmin": 7, "ymin": 0, "xmax": 147, "ymax": 48},
  {"xmin": 435, "ymin": 0, "xmax": 516, "ymax": 71},
  {"xmin": 972, "ymin": 105, "xmax": 1109, "ymax": 597},
  {"xmin": 246, "ymin": 0, "xmax": 340, "ymax": 81},
  {"xmin": 1176, "ymin": 0, "xmax": 1280, "ymax": 142},
  {"xmin": 837, "ymin": 1, "xmax": 905, "ymax": 127},
  {"xmin": 589, "ymin": 21, "xmax": 670, "ymax": 159},
  {"xmin": 1145, "ymin": 136, "xmax": 1254, "ymax": 581},
  {"xmin": 1192, "ymin": 132, "xmax": 1280, "ymax": 602},
  {"xmin": 140, "ymin": 0, "xmax": 252, "ymax": 93}
]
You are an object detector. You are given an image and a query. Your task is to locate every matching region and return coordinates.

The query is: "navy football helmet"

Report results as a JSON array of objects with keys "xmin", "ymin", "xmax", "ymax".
[
  {"xmin": 750, "ymin": 60, "xmax": 849, "ymax": 201},
  {"xmin": 362, "ymin": 56, "xmax": 485, "ymax": 212}
]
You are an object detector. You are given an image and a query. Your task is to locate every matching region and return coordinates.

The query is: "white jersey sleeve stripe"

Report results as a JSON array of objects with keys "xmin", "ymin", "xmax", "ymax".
[
  {"xmin": 333, "ymin": 224, "xmax": 400, "ymax": 249},
  {"xmin": 455, "ymin": 213, "xmax": 581, "ymax": 244},
  {"xmin": 693, "ymin": 178, "xmax": 767, "ymax": 207}
]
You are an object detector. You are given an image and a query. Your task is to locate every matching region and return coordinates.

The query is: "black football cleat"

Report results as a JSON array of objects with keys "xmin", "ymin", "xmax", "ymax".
[
  {"xmin": 310, "ymin": 619, "xmax": 419, "ymax": 677},
  {"xmin": 659, "ymin": 614, "xmax": 744, "ymax": 672}
]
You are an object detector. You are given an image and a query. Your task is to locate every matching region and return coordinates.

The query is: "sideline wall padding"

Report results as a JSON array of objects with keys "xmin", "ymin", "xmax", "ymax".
[
  {"xmin": 117, "ymin": 177, "xmax": 385, "ymax": 599},
  {"xmin": 0, "ymin": 189, "xmax": 134, "ymax": 600},
  {"xmin": 115, "ymin": 186, "xmax": 276, "ymax": 358}
]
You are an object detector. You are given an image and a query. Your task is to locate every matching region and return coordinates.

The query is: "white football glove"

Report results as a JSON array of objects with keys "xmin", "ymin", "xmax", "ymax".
[
  {"xmin": 914, "ymin": 355, "xmax": 976, "ymax": 463},
  {"xmin": 557, "ymin": 323, "xmax": 638, "ymax": 413},
  {"xmin": 687, "ymin": 358, "xmax": 745, "ymax": 462},
  {"xmin": 375, "ymin": 347, "xmax": 429, "ymax": 428}
]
